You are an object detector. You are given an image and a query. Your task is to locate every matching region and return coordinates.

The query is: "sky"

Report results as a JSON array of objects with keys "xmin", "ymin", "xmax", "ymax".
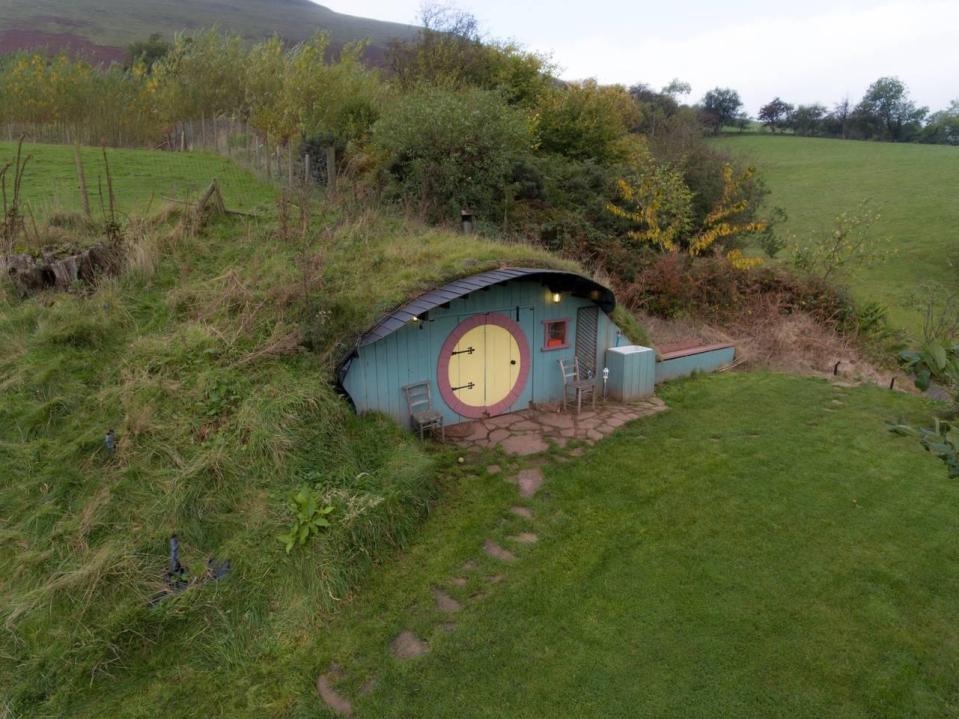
[{"xmin": 323, "ymin": 0, "xmax": 959, "ymax": 115}]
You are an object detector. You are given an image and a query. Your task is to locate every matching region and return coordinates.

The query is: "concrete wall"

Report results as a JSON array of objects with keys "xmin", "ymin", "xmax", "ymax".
[{"xmin": 655, "ymin": 346, "xmax": 736, "ymax": 383}]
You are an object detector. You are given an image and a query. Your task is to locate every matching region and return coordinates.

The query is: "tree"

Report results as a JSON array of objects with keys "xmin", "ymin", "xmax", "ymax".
[
  {"xmin": 126, "ymin": 33, "xmax": 172, "ymax": 71},
  {"xmin": 629, "ymin": 82, "xmax": 678, "ymax": 136},
  {"xmin": 855, "ymin": 76, "xmax": 927, "ymax": 141},
  {"xmin": 831, "ymin": 97, "xmax": 851, "ymax": 139},
  {"xmin": 388, "ymin": 5, "xmax": 552, "ymax": 107},
  {"xmin": 662, "ymin": 79, "xmax": 691, "ymax": 98},
  {"xmin": 789, "ymin": 104, "xmax": 827, "ymax": 136},
  {"xmin": 372, "ymin": 86, "xmax": 532, "ymax": 221},
  {"xmin": 607, "ymin": 145, "xmax": 767, "ymax": 257},
  {"xmin": 537, "ymin": 80, "xmax": 634, "ymax": 163},
  {"xmin": 792, "ymin": 199, "xmax": 889, "ymax": 282},
  {"xmin": 920, "ymin": 100, "xmax": 959, "ymax": 146},
  {"xmin": 758, "ymin": 97, "xmax": 793, "ymax": 133},
  {"xmin": 700, "ymin": 88, "xmax": 742, "ymax": 135}
]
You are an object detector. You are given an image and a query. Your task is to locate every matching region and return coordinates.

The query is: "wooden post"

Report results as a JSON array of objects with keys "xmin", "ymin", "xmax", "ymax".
[
  {"xmin": 74, "ymin": 143, "xmax": 91, "ymax": 220},
  {"xmin": 326, "ymin": 145, "xmax": 336, "ymax": 196},
  {"xmin": 304, "ymin": 154, "xmax": 311, "ymax": 187},
  {"xmin": 288, "ymin": 143, "xmax": 294, "ymax": 187},
  {"xmin": 201, "ymin": 113, "xmax": 207, "ymax": 148}
]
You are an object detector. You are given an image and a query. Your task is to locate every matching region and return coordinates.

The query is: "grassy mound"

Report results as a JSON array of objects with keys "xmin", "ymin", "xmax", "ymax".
[
  {"xmin": 0, "ymin": 147, "xmax": 579, "ymax": 714},
  {"xmin": 715, "ymin": 135, "xmax": 959, "ymax": 336}
]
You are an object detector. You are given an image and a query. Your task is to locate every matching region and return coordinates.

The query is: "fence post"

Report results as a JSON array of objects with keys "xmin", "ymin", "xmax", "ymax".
[
  {"xmin": 74, "ymin": 143, "xmax": 92, "ymax": 220},
  {"xmin": 326, "ymin": 145, "xmax": 336, "ymax": 197},
  {"xmin": 288, "ymin": 143, "xmax": 294, "ymax": 187},
  {"xmin": 304, "ymin": 154, "xmax": 311, "ymax": 187}
]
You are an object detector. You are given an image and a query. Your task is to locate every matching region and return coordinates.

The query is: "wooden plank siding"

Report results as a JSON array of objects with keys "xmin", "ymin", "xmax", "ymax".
[{"xmin": 342, "ymin": 279, "xmax": 627, "ymax": 428}]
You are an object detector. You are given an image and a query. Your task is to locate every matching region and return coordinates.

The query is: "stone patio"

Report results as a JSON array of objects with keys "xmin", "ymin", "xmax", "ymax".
[{"xmin": 444, "ymin": 397, "xmax": 668, "ymax": 456}]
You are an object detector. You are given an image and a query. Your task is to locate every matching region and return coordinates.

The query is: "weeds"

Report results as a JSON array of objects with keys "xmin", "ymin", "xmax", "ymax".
[
  {"xmin": 0, "ymin": 137, "xmax": 31, "ymax": 252},
  {"xmin": 277, "ymin": 484, "xmax": 335, "ymax": 554}
]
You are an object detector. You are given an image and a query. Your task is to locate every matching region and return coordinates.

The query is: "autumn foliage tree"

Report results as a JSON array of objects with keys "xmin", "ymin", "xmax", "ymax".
[{"xmin": 607, "ymin": 145, "xmax": 766, "ymax": 267}]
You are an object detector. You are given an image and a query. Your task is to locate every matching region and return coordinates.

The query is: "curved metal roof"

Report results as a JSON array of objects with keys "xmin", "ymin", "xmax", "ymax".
[{"xmin": 356, "ymin": 267, "xmax": 616, "ymax": 348}]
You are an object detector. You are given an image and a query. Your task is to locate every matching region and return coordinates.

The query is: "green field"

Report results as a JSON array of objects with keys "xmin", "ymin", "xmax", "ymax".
[
  {"xmin": 0, "ymin": 141, "xmax": 273, "ymax": 221},
  {"xmin": 716, "ymin": 134, "xmax": 959, "ymax": 336}
]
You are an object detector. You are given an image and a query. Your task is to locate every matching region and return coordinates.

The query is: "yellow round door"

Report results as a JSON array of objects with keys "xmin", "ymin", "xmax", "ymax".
[{"xmin": 439, "ymin": 314, "xmax": 530, "ymax": 419}]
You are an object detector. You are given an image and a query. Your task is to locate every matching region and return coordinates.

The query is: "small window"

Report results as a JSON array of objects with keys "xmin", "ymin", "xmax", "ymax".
[{"xmin": 543, "ymin": 319, "xmax": 569, "ymax": 350}]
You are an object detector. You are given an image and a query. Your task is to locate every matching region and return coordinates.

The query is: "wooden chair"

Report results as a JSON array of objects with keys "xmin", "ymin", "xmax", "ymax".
[
  {"xmin": 559, "ymin": 357, "xmax": 596, "ymax": 414},
  {"xmin": 402, "ymin": 382, "xmax": 445, "ymax": 440}
]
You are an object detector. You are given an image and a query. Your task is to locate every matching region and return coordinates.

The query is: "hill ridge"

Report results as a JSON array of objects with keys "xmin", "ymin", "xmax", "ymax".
[{"xmin": 0, "ymin": 0, "xmax": 418, "ymax": 63}]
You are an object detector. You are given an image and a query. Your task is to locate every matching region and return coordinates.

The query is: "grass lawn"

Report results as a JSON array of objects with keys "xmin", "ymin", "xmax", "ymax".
[
  {"xmin": 303, "ymin": 373, "xmax": 959, "ymax": 718},
  {"xmin": 715, "ymin": 134, "xmax": 959, "ymax": 337},
  {"xmin": 0, "ymin": 141, "xmax": 274, "ymax": 221}
]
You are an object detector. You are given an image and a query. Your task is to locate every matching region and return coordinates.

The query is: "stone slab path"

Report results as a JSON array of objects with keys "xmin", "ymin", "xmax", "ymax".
[
  {"xmin": 316, "ymin": 667, "xmax": 353, "ymax": 717},
  {"xmin": 433, "ymin": 588, "xmax": 462, "ymax": 613},
  {"xmin": 446, "ymin": 397, "xmax": 667, "ymax": 455},
  {"xmin": 316, "ymin": 398, "xmax": 673, "ymax": 717},
  {"xmin": 483, "ymin": 539, "xmax": 516, "ymax": 562},
  {"xmin": 390, "ymin": 631, "xmax": 429, "ymax": 659},
  {"xmin": 517, "ymin": 468, "xmax": 544, "ymax": 498},
  {"xmin": 509, "ymin": 532, "xmax": 538, "ymax": 544}
]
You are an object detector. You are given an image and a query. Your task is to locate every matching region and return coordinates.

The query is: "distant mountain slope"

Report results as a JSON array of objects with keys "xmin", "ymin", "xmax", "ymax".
[{"xmin": 0, "ymin": 0, "xmax": 418, "ymax": 63}]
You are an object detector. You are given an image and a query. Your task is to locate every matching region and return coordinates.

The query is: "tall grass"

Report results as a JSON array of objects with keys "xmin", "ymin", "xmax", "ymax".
[{"xmin": 0, "ymin": 156, "xmax": 596, "ymax": 714}]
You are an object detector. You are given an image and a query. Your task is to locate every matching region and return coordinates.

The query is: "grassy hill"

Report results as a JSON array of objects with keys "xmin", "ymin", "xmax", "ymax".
[
  {"xmin": 0, "ymin": 142, "xmax": 572, "ymax": 716},
  {"xmin": 715, "ymin": 134, "xmax": 959, "ymax": 337},
  {"xmin": 0, "ymin": 0, "xmax": 418, "ymax": 63},
  {"xmin": 3, "ymin": 143, "xmax": 957, "ymax": 717}
]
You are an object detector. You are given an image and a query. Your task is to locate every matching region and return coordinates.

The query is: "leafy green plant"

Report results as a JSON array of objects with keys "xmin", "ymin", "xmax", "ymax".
[
  {"xmin": 898, "ymin": 341, "xmax": 959, "ymax": 392},
  {"xmin": 892, "ymin": 340, "xmax": 959, "ymax": 477},
  {"xmin": 277, "ymin": 485, "xmax": 334, "ymax": 554},
  {"xmin": 890, "ymin": 418, "xmax": 959, "ymax": 478}
]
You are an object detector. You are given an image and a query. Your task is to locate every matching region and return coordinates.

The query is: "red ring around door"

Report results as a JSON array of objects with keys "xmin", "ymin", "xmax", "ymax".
[{"xmin": 437, "ymin": 313, "xmax": 531, "ymax": 419}]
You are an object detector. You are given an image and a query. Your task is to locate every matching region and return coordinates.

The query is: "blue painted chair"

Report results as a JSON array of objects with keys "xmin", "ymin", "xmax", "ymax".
[
  {"xmin": 402, "ymin": 382, "xmax": 445, "ymax": 440},
  {"xmin": 559, "ymin": 357, "xmax": 596, "ymax": 414}
]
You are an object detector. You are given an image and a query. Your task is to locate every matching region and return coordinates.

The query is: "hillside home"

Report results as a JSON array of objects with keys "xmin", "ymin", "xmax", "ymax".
[{"xmin": 337, "ymin": 268, "xmax": 734, "ymax": 431}]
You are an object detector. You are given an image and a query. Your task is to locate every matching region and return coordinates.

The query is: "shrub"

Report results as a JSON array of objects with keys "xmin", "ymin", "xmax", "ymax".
[
  {"xmin": 372, "ymin": 86, "xmax": 532, "ymax": 222},
  {"xmin": 536, "ymin": 80, "xmax": 634, "ymax": 163},
  {"xmin": 621, "ymin": 252, "xmax": 855, "ymax": 326},
  {"xmin": 892, "ymin": 341, "xmax": 959, "ymax": 477}
]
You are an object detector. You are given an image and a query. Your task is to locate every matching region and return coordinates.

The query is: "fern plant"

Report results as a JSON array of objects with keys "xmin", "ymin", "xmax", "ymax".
[{"xmin": 277, "ymin": 485, "xmax": 334, "ymax": 554}]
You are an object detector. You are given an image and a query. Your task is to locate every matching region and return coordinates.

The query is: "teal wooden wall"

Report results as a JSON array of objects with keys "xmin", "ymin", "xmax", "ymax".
[
  {"xmin": 342, "ymin": 279, "xmax": 625, "ymax": 428},
  {"xmin": 655, "ymin": 346, "xmax": 736, "ymax": 383}
]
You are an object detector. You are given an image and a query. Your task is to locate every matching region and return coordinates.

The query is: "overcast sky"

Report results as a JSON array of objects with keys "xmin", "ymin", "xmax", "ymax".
[{"xmin": 323, "ymin": 0, "xmax": 958, "ymax": 115}]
